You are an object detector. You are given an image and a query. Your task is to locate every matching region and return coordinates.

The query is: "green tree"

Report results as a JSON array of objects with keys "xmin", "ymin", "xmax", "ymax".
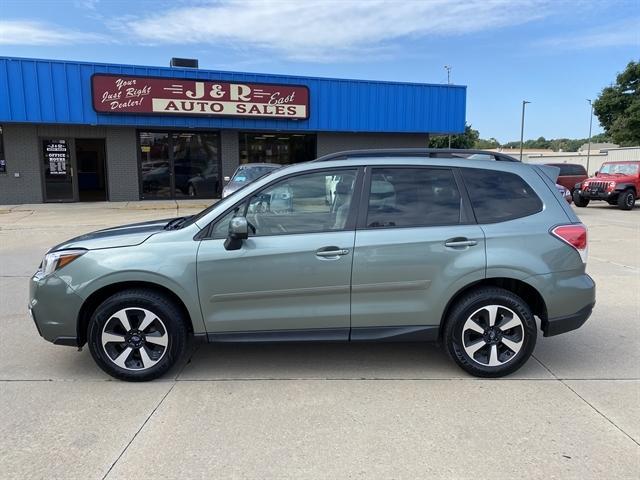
[
  {"xmin": 429, "ymin": 125, "xmax": 479, "ymax": 149},
  {"xmin": 593, "ymin": 61, "xmax": 640, "ymax": 146},
  {"xmin": 474, "ymin": 137, "xmax": 500, "ymax": 149}
]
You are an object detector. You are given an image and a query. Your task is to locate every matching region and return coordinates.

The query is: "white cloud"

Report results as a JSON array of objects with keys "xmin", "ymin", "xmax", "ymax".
[
  {"xmin": 536, "ymin": 18, "xmax": 640, "ymax": 50},
  {"xmin": 0, "ymin": 20, "xmax": 109, "ymax": 46},
  {"xmin": 122, "ymin": 0, "xmax": 553, "ymax": 61}
]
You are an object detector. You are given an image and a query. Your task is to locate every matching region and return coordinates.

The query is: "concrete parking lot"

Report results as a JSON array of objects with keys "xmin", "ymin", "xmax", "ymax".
[{"xmin": 1, "ymin": 200, "xmax": 638, "ymax": 479}]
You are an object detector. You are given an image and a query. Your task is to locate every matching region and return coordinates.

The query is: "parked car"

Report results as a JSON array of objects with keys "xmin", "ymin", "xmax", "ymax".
[
  {"xmin": 29, "ymin": 149, "xmax": 595, "ymax": 381},
  {"xmin": 573, "ymin": 161, "xmax": 639, "ymax": 210},
  {"xmin": 221, "ymin": 163, "xmax": 281, "ymax": 198},
  {"xmin": 546, "ymin": 163, "xmax": 587, "ymax": 194},
  {"xmin": 556, "ymin": 183, "xmax": 573, "ymax": 204}
]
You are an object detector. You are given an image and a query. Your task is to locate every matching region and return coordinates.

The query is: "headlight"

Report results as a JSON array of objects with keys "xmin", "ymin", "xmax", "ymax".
[{"xmin": 40, "ymin": 249, "xmax": 86, "ymax": 276}]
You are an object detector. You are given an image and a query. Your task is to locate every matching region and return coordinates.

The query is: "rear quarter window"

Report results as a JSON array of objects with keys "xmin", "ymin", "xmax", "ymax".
[
  {"xmin": 461, "ymin": 168, "xmax": 543, "ymax": 224},
  {"xmin": 557, "ymin": 164, "xmax": 586, "ymax": 176}
]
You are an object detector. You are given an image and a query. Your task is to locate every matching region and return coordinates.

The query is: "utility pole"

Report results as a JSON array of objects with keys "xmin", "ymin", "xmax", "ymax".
[
  {"xmin": 445, "ymin": 65, "xmax": 452, "ymax": 148},
  {"xmin": 519, "ymin": 100, "xmax": 531, "ymax": 162},
  {"xmin": 586, "ymin": 99, "xmax": 594, "ymax": 175}
]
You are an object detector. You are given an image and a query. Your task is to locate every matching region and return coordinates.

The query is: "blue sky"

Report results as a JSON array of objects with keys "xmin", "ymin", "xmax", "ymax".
[{"xmin": 1, "ymin": 0, "xmax": 638, "ymax": 143}]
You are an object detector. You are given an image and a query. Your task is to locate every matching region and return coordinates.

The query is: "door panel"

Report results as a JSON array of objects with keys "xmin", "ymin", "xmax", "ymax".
[
  {"xmin": 197, "ymin": 231, "xmax": 354, "ymax": 334},
  {"xmin": 351, "ymin": 226, "xmax": 486, "ymax": 328}
]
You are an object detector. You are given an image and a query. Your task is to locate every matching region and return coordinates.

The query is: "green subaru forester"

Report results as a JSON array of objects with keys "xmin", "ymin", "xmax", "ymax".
[{"xmin": 29, "ymin": 149, "xmax": 595, "ymax": 381}]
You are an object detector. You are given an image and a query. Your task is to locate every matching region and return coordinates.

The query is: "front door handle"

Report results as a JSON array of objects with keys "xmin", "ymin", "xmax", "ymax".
[
  {"xmin": 315, "ymin": 247, "xmax": 350, "ymax": 257},
  {"xmin": 444, "ymin": 238, "xmax": 478, "ymax": 248}
]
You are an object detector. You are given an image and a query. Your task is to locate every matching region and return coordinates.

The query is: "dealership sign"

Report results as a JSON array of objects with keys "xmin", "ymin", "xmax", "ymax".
[{"xmin": 91, "ymin": 74, "xmax": 309, "ymax": 119}]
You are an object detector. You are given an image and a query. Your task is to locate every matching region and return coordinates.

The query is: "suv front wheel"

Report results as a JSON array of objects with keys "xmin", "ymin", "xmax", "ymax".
[
  {"xmin": 88, "ymin": 289, "xmax": 188, "ymax": 381},
  {"xmin": 444, "ymin": 287, "xmax": 537, "ymax": 377}
]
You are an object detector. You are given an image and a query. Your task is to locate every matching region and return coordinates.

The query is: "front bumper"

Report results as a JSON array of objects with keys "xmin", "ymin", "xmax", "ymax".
[
  {"xmin": 29, "ymin": 272, "xmax": 85, "ymax": 346},
  {"xmin": 575, "ymin": 189, "xmax": 617, "ymax": 200},
  {"xmin": 543, "ymin": 302, "xmax": 595, "ymax": 336}
]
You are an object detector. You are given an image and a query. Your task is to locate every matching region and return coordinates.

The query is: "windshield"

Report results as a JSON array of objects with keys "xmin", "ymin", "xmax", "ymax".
[
  {"xmin": 231, "ymin": 165, "xmax": 279, "ymax": 183},
  {"xmin": 599, "ymin": 163, "xmax": 639, "ymax": 175}
]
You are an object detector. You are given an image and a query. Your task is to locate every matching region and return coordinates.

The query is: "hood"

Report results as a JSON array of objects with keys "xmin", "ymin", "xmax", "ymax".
[
  {"xmin": 50, "ymin": 218, "xmax": 175, "ymax": 251},
  {"xmin": 585, "ymin": 173, "xmax": 636, "ymax": 183}
]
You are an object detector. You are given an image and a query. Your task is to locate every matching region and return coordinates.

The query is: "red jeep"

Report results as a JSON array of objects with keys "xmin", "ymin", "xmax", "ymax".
[{"xmin": 573, "ymin": 161, "xmax": 639, "ymax": 210}]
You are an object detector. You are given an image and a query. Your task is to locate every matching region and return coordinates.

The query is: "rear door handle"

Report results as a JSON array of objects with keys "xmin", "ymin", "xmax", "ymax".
[
  {"xmin": 444, "ymin": 238, "xmax": 478, "ymax": 248},
  {"xmin": 316, "ymin": 247, "xmax": 350, "ymax": 257}
]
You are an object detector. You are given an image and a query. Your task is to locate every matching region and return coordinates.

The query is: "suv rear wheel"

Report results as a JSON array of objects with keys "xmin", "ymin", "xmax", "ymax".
[
  {"xmin": 444, "ymin": 287, "xmax": 537, "ymax": 377},
  {"xmin": 88, "ymin": 289, "xmax": 188, "ymax": 381},
  {"xmin": 617, "ymin": 189, "xmax": 636, "ymax": 210}
]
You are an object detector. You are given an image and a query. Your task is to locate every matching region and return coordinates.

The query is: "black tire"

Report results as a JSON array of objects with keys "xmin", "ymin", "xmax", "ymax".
[
  {"xmin": 617, "ymin": 189, "xmax": 635, "ymax": 210},
  {"xmin": 573, "ymin": 192, "xmax": 589, "ymax": 207},
  {"xmin": 88, "ymin": 289, "xmax": 188, "ymax": 381},
  {"xmin": 444, "ymin": 287, "xmax": 537, "ymax": 378}
]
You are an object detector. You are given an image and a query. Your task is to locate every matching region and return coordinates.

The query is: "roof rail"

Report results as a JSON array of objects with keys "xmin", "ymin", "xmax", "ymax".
[{"xmin": 312, "ymin": 148, "xmax": 520, "ymax": 163}]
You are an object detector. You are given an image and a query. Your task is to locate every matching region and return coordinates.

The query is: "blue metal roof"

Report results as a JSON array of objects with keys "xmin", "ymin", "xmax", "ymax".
[{"xmin": 0, "ymin": 56, "xmax": 466, "ymax": 134}]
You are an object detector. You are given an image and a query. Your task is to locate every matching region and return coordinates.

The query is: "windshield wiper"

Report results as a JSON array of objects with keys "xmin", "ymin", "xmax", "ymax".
[{"xmin": 164, "ymin": 216, "xmax": 193, "ymax": 230}]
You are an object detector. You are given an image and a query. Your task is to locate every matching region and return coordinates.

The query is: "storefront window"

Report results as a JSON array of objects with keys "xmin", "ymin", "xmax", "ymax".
[
  {"xmin": 239, "ymin": 132, "xmax": 316, "ymax": 165},
  {"xmin": 139, "ymin": 131, "xmax": 220, "ymax": 199},
  {"xmin": 0, "ymin": 126, "xmax": 6, "ymax": 173}
]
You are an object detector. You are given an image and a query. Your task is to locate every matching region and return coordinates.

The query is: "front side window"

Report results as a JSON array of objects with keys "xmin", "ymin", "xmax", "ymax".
[
  {"xmin": 365, "ymin": 168, "xmax": 462, "ymax": 228},
  {"xmin": 243, "ymin": 169, "xmax": 357, "ymax": 236},
  {"xmin": 461, "ymin": 168, "xmax": 542, "ymax": 224}
]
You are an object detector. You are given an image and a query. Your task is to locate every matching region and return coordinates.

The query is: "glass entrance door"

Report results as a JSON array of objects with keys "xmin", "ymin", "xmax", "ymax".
[
  {"xmin": 140, "ymin": 132, "xmax": 171, "ymax": 199},
  {"xmin": 42, "ymin": 139, "xmax": 74, "ymax": 202}
]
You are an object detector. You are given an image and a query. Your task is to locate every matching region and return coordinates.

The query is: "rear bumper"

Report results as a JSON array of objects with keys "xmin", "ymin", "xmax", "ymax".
[{"xmin": 543, "ymin": 302, "xmax": 595, "ymax": 337}]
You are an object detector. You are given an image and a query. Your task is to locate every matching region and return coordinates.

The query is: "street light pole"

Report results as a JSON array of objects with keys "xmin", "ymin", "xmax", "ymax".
[
  {"xmin": 519, "ymin": 100, "xmax": 531, "ymax": 161},
  {"xmin": 586, "ymin": 99, "xmax": 594, "ymax": 175},
  {"xmin": 445, "ymin": 65, "xmax": 452, "ymax": 148}
]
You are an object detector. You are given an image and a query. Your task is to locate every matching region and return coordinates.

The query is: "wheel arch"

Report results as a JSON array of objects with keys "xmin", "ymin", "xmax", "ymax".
[
  {"xmin": 76, "ymin": 281, "xmax": 195, "ymax": 347},
  {"xmin": 439, "ymin": 277, "xmax": 548, "ymax": 340}
]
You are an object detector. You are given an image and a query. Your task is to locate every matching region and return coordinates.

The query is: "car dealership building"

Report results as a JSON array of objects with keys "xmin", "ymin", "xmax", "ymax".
[{"xmin": 0, "ymin": 56, "xmax": 466, "ymax": 204}]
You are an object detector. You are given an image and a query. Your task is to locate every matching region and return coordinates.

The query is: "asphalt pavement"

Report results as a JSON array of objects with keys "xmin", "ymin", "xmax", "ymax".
[{"xmin": 1, "ymin": 200, "xmax": 638, "ymax": 479}]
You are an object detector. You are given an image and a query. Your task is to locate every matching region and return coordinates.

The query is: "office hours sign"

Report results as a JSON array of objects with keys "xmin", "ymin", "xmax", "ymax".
[{"xmin": 43, "ymin": 139, "xmax": 69, "ymax": 176}]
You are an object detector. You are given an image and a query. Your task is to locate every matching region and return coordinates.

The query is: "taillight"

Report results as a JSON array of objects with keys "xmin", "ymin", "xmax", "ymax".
[{"xmin": 551, "ymin": 224, "xmax": 588, "ymax": 263}]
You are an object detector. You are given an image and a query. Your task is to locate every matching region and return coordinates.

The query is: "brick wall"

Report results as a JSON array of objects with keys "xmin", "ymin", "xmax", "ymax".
[
  {"xmin": 0, "ymin": 126, "xmax": 429, "ymax": 205},
  {"xmin": 220, "ymin": 130, "xmax": 240, "ymax": 181},
  {"xmin": 0, "ymin": 124, "xmax": 42, "ymax": 204},
  {"xmin": 0, "ymin": 124, "xmax": 139, "ymax": 204}
]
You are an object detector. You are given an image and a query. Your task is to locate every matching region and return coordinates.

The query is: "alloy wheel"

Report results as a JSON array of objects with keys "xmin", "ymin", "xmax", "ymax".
[
  {"xmin": 461, "ymin": 305, "xmax": 524, "ymax": 367},
  {"xmin": 101, "ymin": 308, "xmax": 169, "ymax": 371}
]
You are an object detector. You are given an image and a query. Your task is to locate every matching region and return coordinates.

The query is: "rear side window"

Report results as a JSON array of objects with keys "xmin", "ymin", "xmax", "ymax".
[
  {"xmin": 461, "ymin": 168, "xmax": 542, "ymax": 224},
  {"xmin": 557, "ymin": 164, "xmax": 586, "ymax": 176},
  {"xmin": 365, "ymin": 167, "xmax": 462, "ymax": 228}
]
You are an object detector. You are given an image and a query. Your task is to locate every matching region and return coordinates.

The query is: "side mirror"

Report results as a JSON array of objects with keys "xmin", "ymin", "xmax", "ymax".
[
  {"xmin": 223, "ymin": 176, "xmax": 231, "ymax": 184},
  {"xmin": 224, "ymin": 216, "xmax": 249, "ymax": 250},
  {"xmin": 594, "ymin": 171, "xmax": 599, "ymax": 176}
]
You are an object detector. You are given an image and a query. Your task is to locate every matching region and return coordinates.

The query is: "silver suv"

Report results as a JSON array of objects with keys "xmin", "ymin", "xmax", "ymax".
[{"xmin": 29, "ymin": 149, "xmax": 596, "ymax": 381}]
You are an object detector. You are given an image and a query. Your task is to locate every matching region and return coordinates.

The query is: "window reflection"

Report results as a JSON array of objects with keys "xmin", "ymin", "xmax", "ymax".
[
  {"xmin": 239, "ymin": 132, "xmax": 316, "ymax": 165},
  {"xmin": 139, "ymin": 131, "xmax": 221, "ymax": 199}
]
